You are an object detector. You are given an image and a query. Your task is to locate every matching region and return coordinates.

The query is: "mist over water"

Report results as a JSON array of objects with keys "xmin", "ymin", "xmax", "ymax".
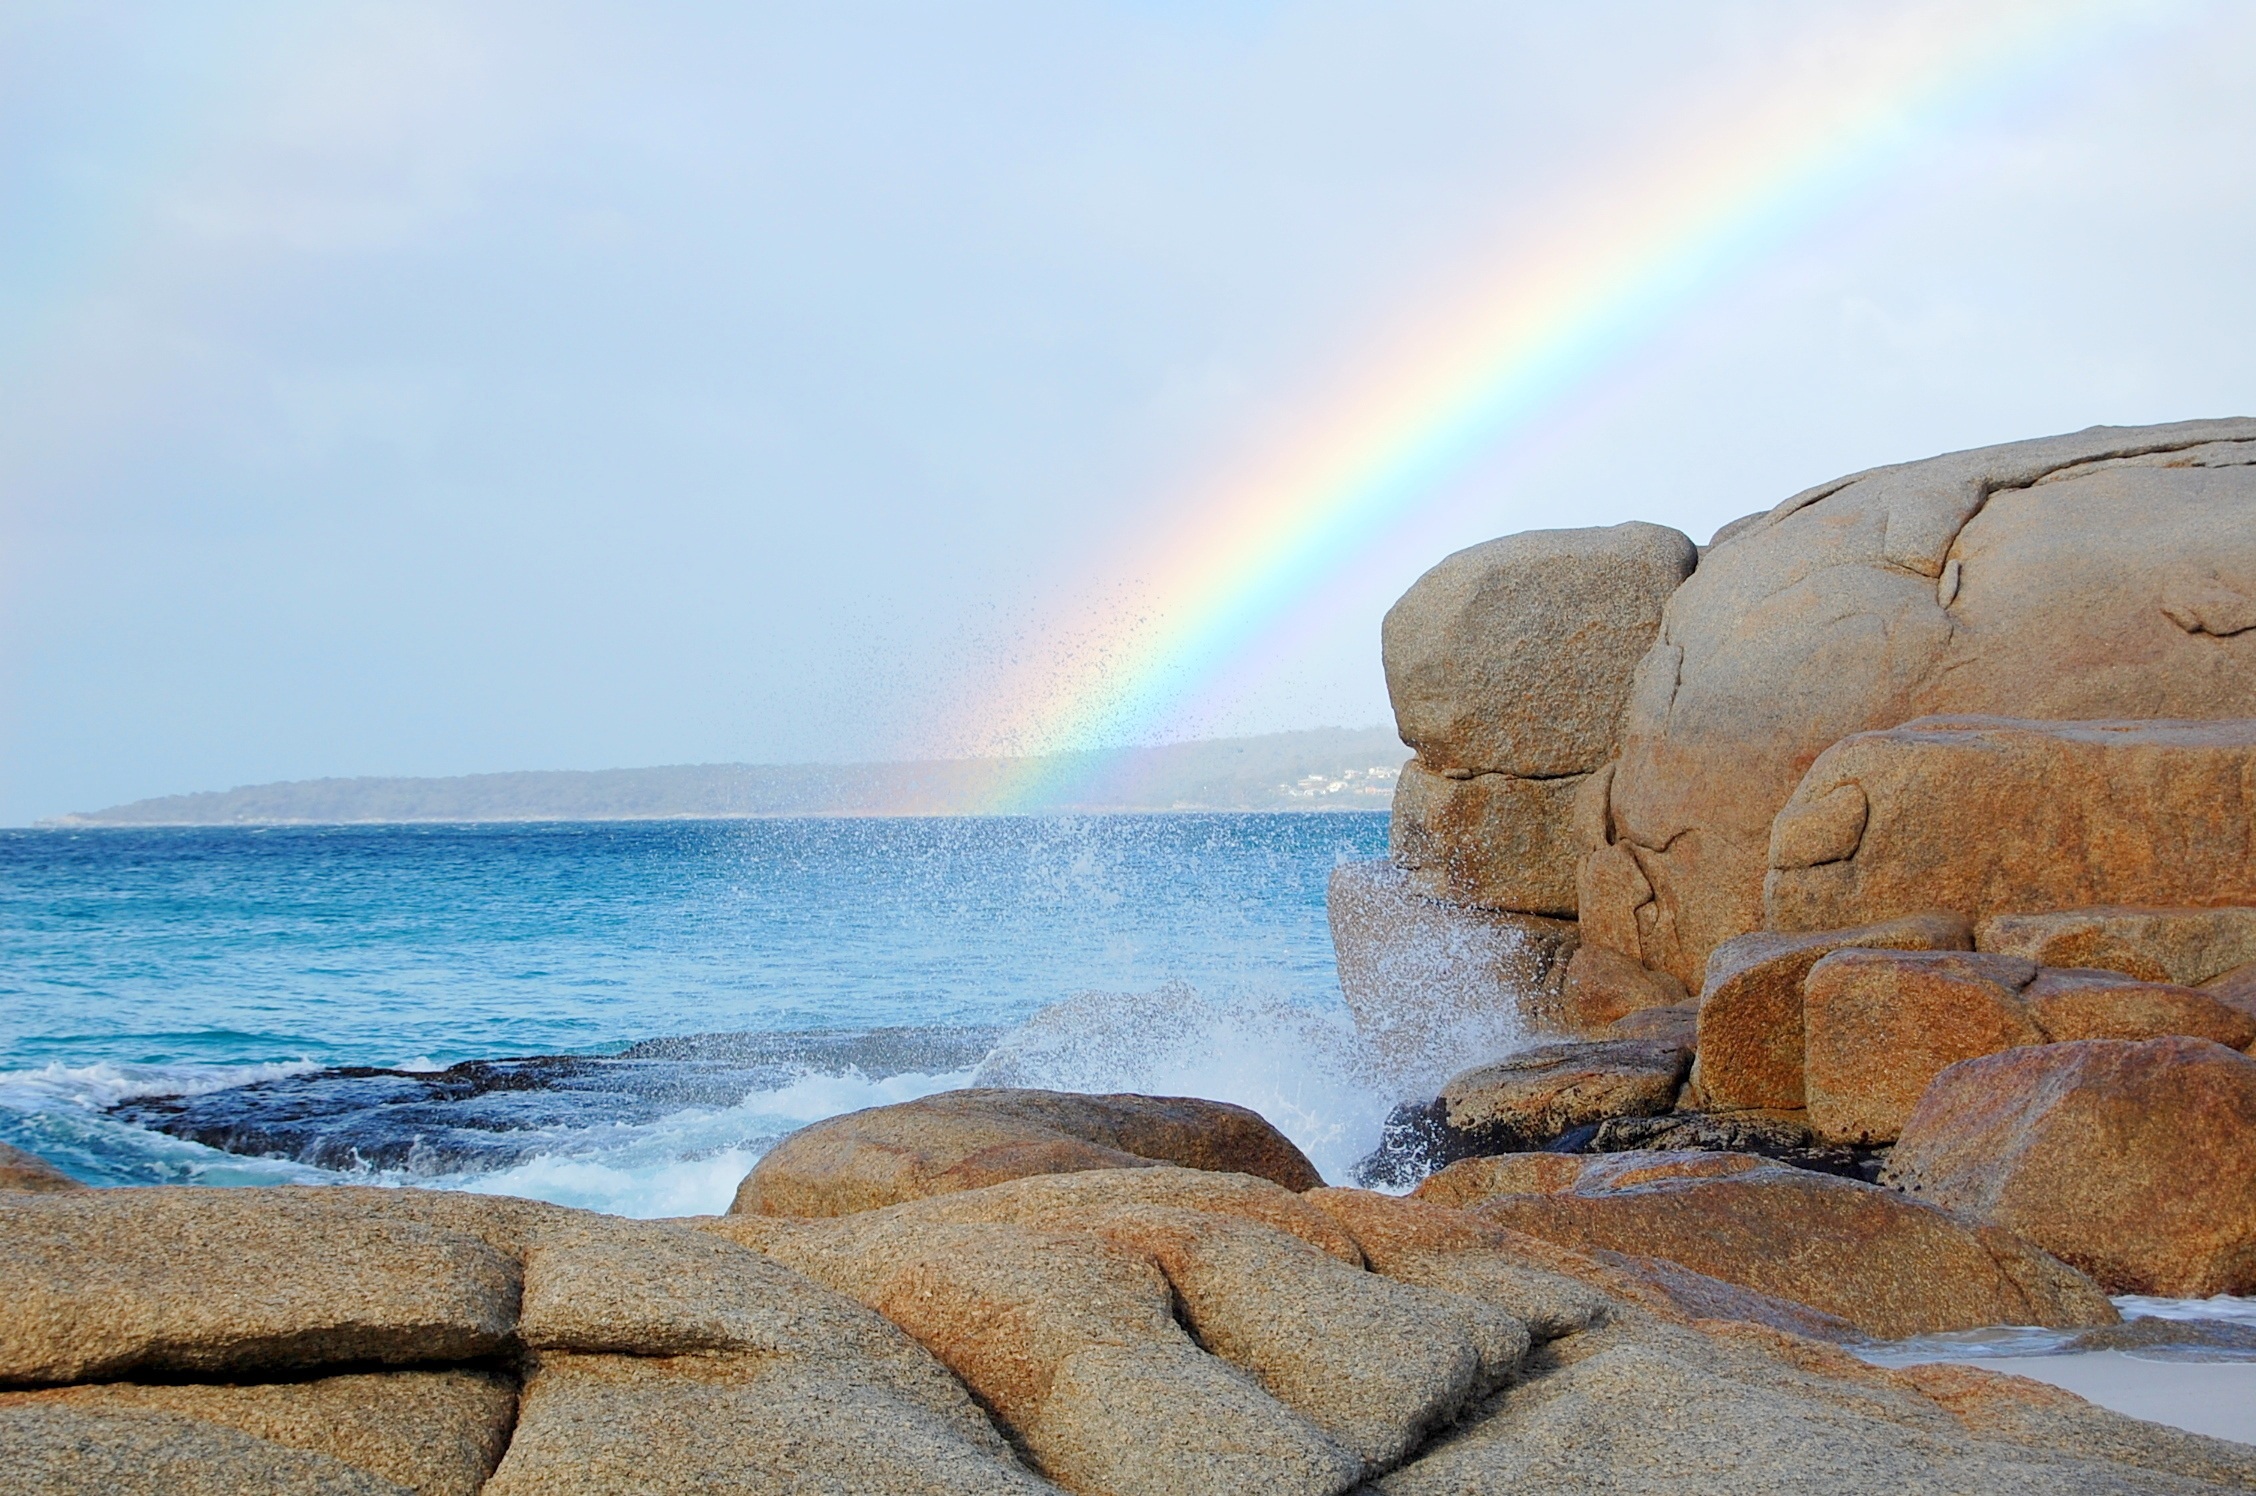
[{"xmin": 0, "ymin": 815, "xmax": 1470, "ymax": 1211}]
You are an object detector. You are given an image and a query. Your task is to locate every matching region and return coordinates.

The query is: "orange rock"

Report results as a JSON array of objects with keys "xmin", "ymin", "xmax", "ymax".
[
  {"xmin": 1975, "ymin": 906, "xmax": 2256, "ymax": 985},
  {"xmin": 1766, "ymin": 718, "xmax": 2256, "ymax": 934},
  {"xmin": 733, "ymin": 1089, "xmax": 1321, "ymax": 1218},
  {"xmin": 1885, "ymin": 1037, "xmax": 2256, "ymax": 1296},
  {"xmin": 1410, "ymin": 1154, "xmax": 1586, "ymax": 1208},
  {"xmin": 1540, "ymin": 945, "xmax": 1689, "ymax": 1037},
  {"xmin": 2022, "ymin": 968, "xmax": 2256, "ymax": 1050},
  {"xmin": 1390, "ymin": 762, "xmax": 1583, "ymax": 916},
  {"xmin": 1435, "ymin": 1039, "xmax": 1689, "ymax": 1152},
  {"xmin": 1603, "ymin": 1004, "xmax": 1697, "ymax": 1046},
  {"xmin": 1802, "ymin": 949, "xmax": 2043, "ymax": 1145},
  {"xmin": 1468, "ymin": 1154, "xmax": 2113, "ymax": 1338},
  {"xmin": 2205, "ymin": 961, "xmax": 2256, "ymax": 1020},
  {"xmin": 1693, "ymin": 913, "xmax": 1971, "ymax": 1111}
]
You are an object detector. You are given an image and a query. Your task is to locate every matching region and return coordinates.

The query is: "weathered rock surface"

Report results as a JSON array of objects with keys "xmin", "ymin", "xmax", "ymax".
[
  {"xmin": 1584, "ymin": 419, "xmax": 2256, "ymax": 988},
  {"xmin": 1978, "ymin": 906, "xmax": 2256, "ymax": 985},
  {"xmin": 0, "ymin": 1142, "xmax": 81, "ymax": 1193},
  {"xmin": 1803, "ymin": 949, "xmax": 2045, "ymax": 1145},
  {"xmin": 0, "ymin": 1188, "xmax": 520, "ymax": 1384},
  {"xmin": 2023, "ymin": 967, "xmax": 2256, "ymax": 1049},
  {"xmin": 1436, "ymin": 1038, "xmax": 1690, "ymax": 1150},
  {"xmin": 1327, "ymin": 858, "xmax": 1578, "ymax": 1077},
  {"xmin": 733, "ymin": 1086, "xmax": 1320, "ymax": 1217},
  {"xmin": 1546, "ymin": 943, "xmax": 1689, "ymax": 1037},
  {"xmin": 1382, "ymin": 521, "xmax": 1697, "ymax": 779},
  {"xmin": 1376, "ymin": 1315, "xmax": 2256, "ymax": 1495},
  {"xmin": 1601, "ymin": 1002, "xmax": 1698, "ymax": 1045},
  {"xmin": 1, "ymin": 1401, "xmax": 413, "ymax": 1496},
  {"xmin": 709, "ymin": 1212, "xmax": 1366, "ymax": 1495},
  {"xmin": 1767, "ymin": 717, "xmax": 2256, "ymax": 934},
  {"xmin": 1886, "ymin": 1037, "xmax": 2256, "ymax": 1295},
  {"xmin": 1466, "ymin": 1152, "xmax": 2115, "ymax": 1338},
  {"xmin": 1, "ymin": 1370, "xmax": 514, "ymax": 1496},
  {"xmin": 1693, "ymin": 913, "xmax": 1972, "ymax": 1110},
  {"xmin": 1389, "ymin": 760, "xmax": 1582, "ymax": 914},
  {"xmin": 486, "ymin": 1351, "xmax": 1054, "ymax": 1496},
  {"xmin": 14, "ymin": 1164, "xmax": 2254, "ymax": 1492}
]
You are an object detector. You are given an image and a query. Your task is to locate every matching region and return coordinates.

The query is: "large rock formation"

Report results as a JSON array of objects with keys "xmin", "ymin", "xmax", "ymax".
[
  {"xmin": 1766, "ymin": 717, "xmax": 2256, "ymax": 933},
  {"xmin": 1692, "ymin": 912, "xmax": 1972, "ymax": 1110},
  {"xmin": 1885, "ymin": 1037, "xmax": 2256, "ymax": 1296},
  {"xmin": 733, "ymin": 1087, "xmax": 1322, "ymax": 1218},
  {"xmin": 1976, "ymin": 905, "xmax": 2256, "ymax": 986},
  {"xmin": 1384, "ymin": 521, "xmax": 1697, "ymax": 914},
  {"xmin": 1580, "ymin": 419, "xmax": 2256, "ymax": 988},
  {"xmin": 1430, "ymin": 1151, "xmax": 2116, "ymax": 1339},
  {"xmin": 9, "ymin": 1153, "xmax": 2256, "ymax": 1490}
]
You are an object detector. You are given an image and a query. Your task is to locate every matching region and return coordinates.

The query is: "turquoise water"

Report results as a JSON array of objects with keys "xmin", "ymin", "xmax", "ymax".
[{"xmin": 0, "ymin": 815, "xmax": 1394, "ymax": 1211}]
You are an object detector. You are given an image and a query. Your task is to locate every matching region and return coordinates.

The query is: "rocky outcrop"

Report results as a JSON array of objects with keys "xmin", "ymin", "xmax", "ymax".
[
  {"xmin": 12, "ymin": 1165, "xmax": 2256, "ymax": 1492},
  {"xmin": 1803, "ymin": 951, "xmax": 2256, "ymax": 1145},
  {"xmin": 2021, "ymin": 967, "xmax": 2256, "ymax": 1048},
  {"xmin": 1802, "ymin": 950, "xmax": 2046, "ymax": 1145},
  {"xmin": 2, "ymin": 1370, "xmax": 514, "ymax": 1496},
  {"xmin": 1327, "ymin": 859, "xmax": 1578, "ymax": 1072},
  {"xmin": 1766, "ymin": 717, "xmax": 2256, "ymax": 933},
  {"xmin": 1448, "ymin": 1152, "xmax": 2117, "ymax": 1339},
  {"xmin": 1546, "ymin": 943, "xmax": 1688, "ymax": 1036},
  {"xmin": 1976, "ymin": 905, "xmax": 2256, "ymax": 985},
  {"xmin": 0, "ymin": 1189, "xmax": 520, "ymax": 1384},
  {"xmin": 1693, "ymin": 912, "xmax": 1971, "ymax": 1110},
  {"xmin": 1580, "ymin": 419, "xmax": 2256, "ymax": 988},
  {"xmin": 1432, "ymin": 1039, "xmax": 1690, "ymax": 1152},
  {"xmin": 1384, "ymin": 522, "xmax": 1697, "ymax": 915},
  {"xmin": 1886, "ymin": 1037, "xmax": 2256, "ymax": 1296},
  {"xmin": 733, "ymin": 1087, "xmax": 1321, "ymax": 1217},
  {"xmin": 1389, "ymin": 763, "xmax": 1584, "ymax": 915},
  {"xmin": 0, "ymin": 1143, "xmax": 81, "ymax": 1193}
]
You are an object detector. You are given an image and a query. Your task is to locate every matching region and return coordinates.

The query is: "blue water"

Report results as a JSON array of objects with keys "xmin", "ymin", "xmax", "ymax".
[{"xmin": 0, "ymin": 814, "xmax": 1396, "ymax": 1212}]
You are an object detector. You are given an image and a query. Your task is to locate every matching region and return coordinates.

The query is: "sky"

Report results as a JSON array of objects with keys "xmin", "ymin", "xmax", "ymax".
[{"xmin": 1, "ymin": 1, "xmax": 2252, "ymax": 823}]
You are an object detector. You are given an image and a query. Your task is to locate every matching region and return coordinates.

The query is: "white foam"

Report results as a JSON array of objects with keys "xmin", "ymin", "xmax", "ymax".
[
  {"xmin": 0, "ymin": 1058, "xmax": 322, "ymax": 1114},
  {"xmin": 971, "ymin": 981, "xmax": 1407, "ymax": 1186},
  {"xmin": 418, "ymin": 1066, "xmax": 977, "ymax": 1217}
]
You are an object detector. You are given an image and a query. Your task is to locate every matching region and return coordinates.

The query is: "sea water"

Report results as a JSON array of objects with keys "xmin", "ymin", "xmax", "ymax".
[{"xmin": 0, "ymin": 815, "xmax": 1399, "ymax": 1213}]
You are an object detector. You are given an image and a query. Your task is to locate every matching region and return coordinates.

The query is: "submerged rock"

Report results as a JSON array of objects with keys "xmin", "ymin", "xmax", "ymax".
[{"xmin": 107, "ymin": 1025, "xmax": 1005, "ymax": 1175}]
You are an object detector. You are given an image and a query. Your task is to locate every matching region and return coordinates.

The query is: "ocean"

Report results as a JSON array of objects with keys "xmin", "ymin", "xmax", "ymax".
[{"xmin": 0, "ymin": 814, "xmax": 1403, "ymax": 1214}]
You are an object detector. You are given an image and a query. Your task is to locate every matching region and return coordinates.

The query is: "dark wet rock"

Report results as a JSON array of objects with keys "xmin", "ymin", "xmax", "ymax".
[
  {"xmin": 1354, "ymin": 1040, "xmax": 1689, "ymax": 1187},
  {"xmin": 1587, "ymin": 1112, "xmax": 1878, "ymax": 1181},
  {"xmin": 2064, "ymin": 1317, "xmax": 2256, "ymax": 1360},
  {"xmin": 107, "ymin": 1026, "xmax": 1003, "ymax": 1174}
]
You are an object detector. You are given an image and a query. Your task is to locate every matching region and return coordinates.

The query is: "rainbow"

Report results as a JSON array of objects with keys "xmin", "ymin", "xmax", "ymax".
[{"xmin": 970, "ymin": 1, "xmax": 2159, "ymax": 814}]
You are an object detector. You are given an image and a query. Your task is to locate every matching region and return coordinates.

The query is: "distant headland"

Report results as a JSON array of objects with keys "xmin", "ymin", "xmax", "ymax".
[{"xmin": 45, "ymin": 726, "xmax": 1404, "ymax": 826}]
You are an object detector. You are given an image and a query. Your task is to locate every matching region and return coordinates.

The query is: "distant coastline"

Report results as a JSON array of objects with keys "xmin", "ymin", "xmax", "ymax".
[{"xmin": 46, "ymin": 726, "xmax": 1404, "ymax": 826}]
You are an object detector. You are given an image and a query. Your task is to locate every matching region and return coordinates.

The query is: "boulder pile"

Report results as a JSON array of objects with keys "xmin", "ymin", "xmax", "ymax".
[
  {"xmin": 1341, "ymin": 417, "xmax": 2256, "ymax": 1304},
  {"xmin": 10, "ymin": 1102, "xmax": 2256, "ymax": 1492}
]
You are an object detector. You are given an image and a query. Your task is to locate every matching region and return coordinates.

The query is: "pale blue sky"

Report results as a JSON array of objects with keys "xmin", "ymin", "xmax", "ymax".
[{"xmin": 2, "ymin": 1, "xmax": 2252, "ymax": 822}]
